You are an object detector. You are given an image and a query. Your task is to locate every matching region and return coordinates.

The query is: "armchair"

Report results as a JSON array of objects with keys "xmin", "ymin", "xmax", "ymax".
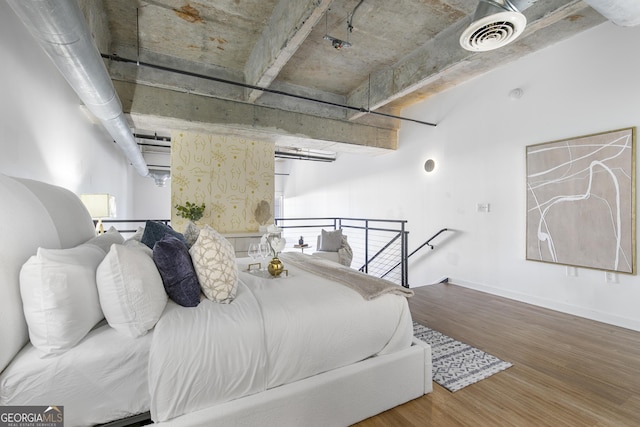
[{"xmin": 312, "ymin": 229, "xmax": 353, "ymax": 267}]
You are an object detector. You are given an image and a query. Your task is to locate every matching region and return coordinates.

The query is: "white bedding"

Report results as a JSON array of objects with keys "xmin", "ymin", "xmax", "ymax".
[
  {"xmin": 150, "ymin": 258, "xmax": 413, "ymax": 422},
  {"xmin": 0, "ymin": 321, "xmax": 152, "ymax": 427}
]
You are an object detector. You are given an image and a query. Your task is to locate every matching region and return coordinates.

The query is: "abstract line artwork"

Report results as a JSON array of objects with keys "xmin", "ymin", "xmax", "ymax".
[{"xmin": 526, "ymin": 128, "xmax": 636, "ymax": 274}]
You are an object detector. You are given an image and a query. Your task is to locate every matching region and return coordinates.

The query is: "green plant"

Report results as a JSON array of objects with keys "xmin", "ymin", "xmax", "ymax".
[{"xmin": 175, "ymin": 201, "xmax": 205, "ymax": 222}]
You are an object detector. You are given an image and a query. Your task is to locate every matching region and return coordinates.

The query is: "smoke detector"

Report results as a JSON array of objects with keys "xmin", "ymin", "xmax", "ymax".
[{"xmin": 460, "ymin": 0, "xmax": 527, "ymax": 52}]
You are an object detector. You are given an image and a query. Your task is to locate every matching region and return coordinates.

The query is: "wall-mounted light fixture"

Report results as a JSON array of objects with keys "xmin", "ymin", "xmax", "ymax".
[
  {"xmin": 80, "ymin": 194, "xmax": 116, "ymax": 234},
  {"xmin": 509, "ymin": 87, "xmax": 524, "ymax": 99},
  {"xmin": 424, "ymin": 159, "xmax": 436, "ymax": 173}
]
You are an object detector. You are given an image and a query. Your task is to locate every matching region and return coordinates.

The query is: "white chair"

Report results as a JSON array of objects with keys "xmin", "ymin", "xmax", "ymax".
[{"xmin": 312, "ymin": 229, "xmax": 353, "ymax": 267}]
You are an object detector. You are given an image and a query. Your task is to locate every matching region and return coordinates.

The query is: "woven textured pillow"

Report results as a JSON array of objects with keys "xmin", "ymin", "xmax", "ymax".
[
  {"xmin": 189, "ymin": 225, "xmax": 238, "ymax": 303},
  {"xmin": 153, "ymin": 234, "xmax": 201, "ymax": 307}
]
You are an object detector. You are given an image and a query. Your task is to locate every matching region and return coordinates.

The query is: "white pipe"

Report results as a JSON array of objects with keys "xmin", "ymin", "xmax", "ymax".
[{"xmin": 6, "ymin": 0, "xmax": 149, "ymax": 177}]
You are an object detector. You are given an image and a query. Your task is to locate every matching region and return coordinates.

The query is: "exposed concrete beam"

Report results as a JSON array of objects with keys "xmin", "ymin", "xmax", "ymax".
[
  {"xmin": 346, "ymin": 0, "xmax": 605, "ymax": 119},
  {"xmin": 244, "ymin": 0, "xmax": 333, "ymax": 103},
  {"xmin": 107, "ymin": 52, "xmax": 401, "ymax": 131},
  {"xmin": 114, "ymin": 80, "xmax": 397, "ymax": 154},
  {"xmin": 583, "ymin": 0, "xmax": 640, "ymax": 26}
]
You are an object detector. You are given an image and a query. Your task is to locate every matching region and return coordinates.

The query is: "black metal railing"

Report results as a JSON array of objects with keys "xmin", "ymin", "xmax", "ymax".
[
  {"xmin": 382, "ymin": 228, "xmax": 450, "ymax": 284},
  {"xmin": 410, "ymin": 227, "xmax": 449, "ymax": 253},
  {"xmin": 102, "ymin": 218, "xmax": 452, "ymax": 290},
  {"xmin": 275, "ymin": 217, "xmax": 409, "ymax": 287},
  {"xmin": 100, "ymin": 219, "xmax": 170, "ymax": 236}
]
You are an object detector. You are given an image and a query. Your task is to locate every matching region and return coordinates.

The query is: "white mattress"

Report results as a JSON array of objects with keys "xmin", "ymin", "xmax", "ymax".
[
  {"xmin": 149, "ymin": 258, "xmax": 413, "ymax": 422},
  {"xmin": 0, "ymin": 320, "xmax": 152, "ymax": 427}
]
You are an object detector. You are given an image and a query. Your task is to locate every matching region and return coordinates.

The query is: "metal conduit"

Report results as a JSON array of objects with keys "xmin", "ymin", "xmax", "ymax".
[{"xmin": 7, "ymin": 0, "xmax": 149, "ymax": 177}]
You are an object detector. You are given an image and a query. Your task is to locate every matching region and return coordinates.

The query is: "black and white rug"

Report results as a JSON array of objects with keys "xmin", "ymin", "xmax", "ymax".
[{"xmin": 413, "ymin": 322, "xmax": 512, "ymax": 392}]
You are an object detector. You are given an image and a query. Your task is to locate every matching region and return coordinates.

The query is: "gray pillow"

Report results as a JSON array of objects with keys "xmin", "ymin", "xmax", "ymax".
[
  {"xmin": 142, "ymin": 220, "xmax": 187, "ymax": 249},
  {"xmin": 319, "ymin": 229, "xmax": 343, "ymax": 251}
]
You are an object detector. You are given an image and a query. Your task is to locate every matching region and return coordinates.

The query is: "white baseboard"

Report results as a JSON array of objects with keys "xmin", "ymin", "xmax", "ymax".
[{"xmin": 448, "ymin": 278, "xmax": 640, "ymax": 332}]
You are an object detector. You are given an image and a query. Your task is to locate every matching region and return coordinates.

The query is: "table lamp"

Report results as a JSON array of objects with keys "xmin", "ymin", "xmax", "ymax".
[{"xmin": 80, "ymin": 194, "xmax": 116, "ymax": 234}]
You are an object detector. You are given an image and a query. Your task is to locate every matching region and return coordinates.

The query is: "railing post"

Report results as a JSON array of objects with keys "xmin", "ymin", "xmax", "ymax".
[
  {"xmin": 402, "ymin": 227, "xmax": 409, "ymax": 288},
  {"xmin": 364, "ymin": 220, "xmax": 369, "ymax": 274}
]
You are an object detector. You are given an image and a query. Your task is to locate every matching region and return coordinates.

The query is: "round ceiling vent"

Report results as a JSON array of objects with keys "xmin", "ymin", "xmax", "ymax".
[{"xmin": 460, "ymin": 0, "xmax": 527, "ymax": 52}]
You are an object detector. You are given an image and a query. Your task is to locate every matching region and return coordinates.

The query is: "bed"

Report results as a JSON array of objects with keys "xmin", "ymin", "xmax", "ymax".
[{"xmin": 0, "ymin": 174, "xmax": 432, "ymax": 426}]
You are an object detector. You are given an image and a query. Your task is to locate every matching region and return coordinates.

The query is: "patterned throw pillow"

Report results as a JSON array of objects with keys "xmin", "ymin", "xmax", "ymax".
[
  {"xmin": 189, "ymin": 225, "xmax": 238, "ymax": 303},
  {"xmin": 183, "ymin": 221, "xmax": 200, "ymax": 248}
]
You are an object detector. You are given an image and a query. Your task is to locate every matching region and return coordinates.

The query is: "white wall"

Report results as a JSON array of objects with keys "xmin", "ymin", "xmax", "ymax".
[
  {"xmin": 0, "ymin": 1, "xmax": 170, "ymax": 220},
  {"xmin": 284, "ymin": 22, "xmax": 640, "ymax": 331}
]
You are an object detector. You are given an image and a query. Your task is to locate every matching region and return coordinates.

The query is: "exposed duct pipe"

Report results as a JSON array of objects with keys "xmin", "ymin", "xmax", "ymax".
[{"xmin": 7, "ymin": 0, "xmax": 149, "ymax": 177}]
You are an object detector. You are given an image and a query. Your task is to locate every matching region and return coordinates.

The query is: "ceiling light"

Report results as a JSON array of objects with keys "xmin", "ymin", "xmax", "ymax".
[
  {"xmin": 323, "ymin": 35, "xmax": 351, "ymax": 50},
  {"xmin": 460, "ymin": 0, "xmax": 527, "ymax": 52},
  {"xmin": 323, "ymin": 9, "xmax": 352, "ymax": 50}
]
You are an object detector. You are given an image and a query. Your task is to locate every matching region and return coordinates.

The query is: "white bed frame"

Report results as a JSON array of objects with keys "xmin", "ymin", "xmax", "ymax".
[
  {"xmin": 0, "ymin": 174, "xmax": 432, "ymax": 426},
  {"xmin": 160, "ymin": 339, "xmax": 432, "ymax": 426}
]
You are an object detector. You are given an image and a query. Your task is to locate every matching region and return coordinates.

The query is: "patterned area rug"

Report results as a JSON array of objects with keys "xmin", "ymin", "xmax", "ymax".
[{"xmin": 413, "ymin": 322, "xmax": 513, "ymax": 392}]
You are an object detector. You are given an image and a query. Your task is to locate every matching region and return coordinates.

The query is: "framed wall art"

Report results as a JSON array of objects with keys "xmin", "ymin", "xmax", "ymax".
[{"xmin": 526, "ymin": 127, "xmax": 636, "ymax": 274}]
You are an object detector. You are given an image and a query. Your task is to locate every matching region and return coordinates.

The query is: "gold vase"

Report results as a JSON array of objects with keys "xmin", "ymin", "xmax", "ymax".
[{"xmin": 267, "ymin": 257, "xmax": 284, "ymax": 277}]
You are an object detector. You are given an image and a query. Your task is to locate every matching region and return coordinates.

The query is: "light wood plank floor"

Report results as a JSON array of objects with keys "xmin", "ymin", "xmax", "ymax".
[{"xmin": 354, "ymin": 283, "xmax": 640, "ymax": 427}]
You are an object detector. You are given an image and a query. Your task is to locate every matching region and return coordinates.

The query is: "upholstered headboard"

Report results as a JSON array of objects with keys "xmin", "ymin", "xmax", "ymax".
[{"xmin": 0, "ymin": 174, "xmax": 96, "ymax": 373}]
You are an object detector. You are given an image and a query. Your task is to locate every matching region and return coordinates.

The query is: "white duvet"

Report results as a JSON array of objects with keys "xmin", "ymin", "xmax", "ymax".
[{"xmin": 149, "ymin": 259, "xmax": 413, "ymax": 422}]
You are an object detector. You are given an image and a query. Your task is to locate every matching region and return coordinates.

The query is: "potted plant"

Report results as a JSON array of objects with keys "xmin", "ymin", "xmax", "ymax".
[{"xmin": 175, "ymin": 201, "xmax": 205, "ymax": 222}]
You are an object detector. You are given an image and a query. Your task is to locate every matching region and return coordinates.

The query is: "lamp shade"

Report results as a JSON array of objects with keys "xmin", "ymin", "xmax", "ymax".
[{"xmin": 80, "ymin": 194, "xmax": 116, "ymax": 219}]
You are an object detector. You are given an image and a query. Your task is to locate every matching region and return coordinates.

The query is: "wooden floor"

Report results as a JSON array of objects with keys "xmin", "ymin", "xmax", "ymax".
[{"xmin": 354, "ymin": 283, "xmax": 640, "ymax": 427}]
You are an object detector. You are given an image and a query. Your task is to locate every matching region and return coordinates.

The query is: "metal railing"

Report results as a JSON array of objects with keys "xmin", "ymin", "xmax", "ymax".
[
  {"xmin": 99, "ymin": 219, "xmax": 170, "ymax": 237},
  {"xmin": 275, "ymin": 217, "xmax": 409, "ymax": 287},
  {"xmin": 101, "ymin": 218, "xmax": 447, "ymax": 289}
]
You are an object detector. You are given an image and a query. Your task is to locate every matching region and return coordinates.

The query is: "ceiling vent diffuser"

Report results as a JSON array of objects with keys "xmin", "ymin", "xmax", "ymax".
[{"xmin": 460, "ymin": 0, "xmax": 527, "ymax": 52}]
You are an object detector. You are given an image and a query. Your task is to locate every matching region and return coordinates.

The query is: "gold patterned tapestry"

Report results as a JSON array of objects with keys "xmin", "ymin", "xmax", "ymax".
[{"xmin": 171, "ymin": 131, "xmax": 274, "ymax": 233}]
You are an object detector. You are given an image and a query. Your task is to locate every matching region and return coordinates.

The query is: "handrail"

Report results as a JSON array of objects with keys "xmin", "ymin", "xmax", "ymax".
[
  {"xmin": 409, "ymin": 228, "xmax": 449, "ymax": 256},
  {"xmin": 382, "ymin": 228, "xmax": 449, "ymax": 280}
]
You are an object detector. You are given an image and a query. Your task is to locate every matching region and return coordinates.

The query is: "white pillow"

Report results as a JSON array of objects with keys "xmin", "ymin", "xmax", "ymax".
[
  {"xmin": 20, "ymin": 244, "xmax": 106, "ymax": 356},
  {"xmin": 96, "ymin": 244, "xmax": 168, "ymax": 337},
  {"xmin": 189, "ymin": 225, "xmax": 238, "ymax": 303},
  {"xmin": 123, "ymin": 237, "xmax": 154, "ymax": 257},
  {"xmin": 85, "ymin": 226, "xmax": 124, "ymax": 253}
]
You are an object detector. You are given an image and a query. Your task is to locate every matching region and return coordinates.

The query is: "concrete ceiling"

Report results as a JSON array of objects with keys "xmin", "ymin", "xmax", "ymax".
[{"xmin": 82, "ymin": 0, "xmax": 620, "ymax": 154}]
